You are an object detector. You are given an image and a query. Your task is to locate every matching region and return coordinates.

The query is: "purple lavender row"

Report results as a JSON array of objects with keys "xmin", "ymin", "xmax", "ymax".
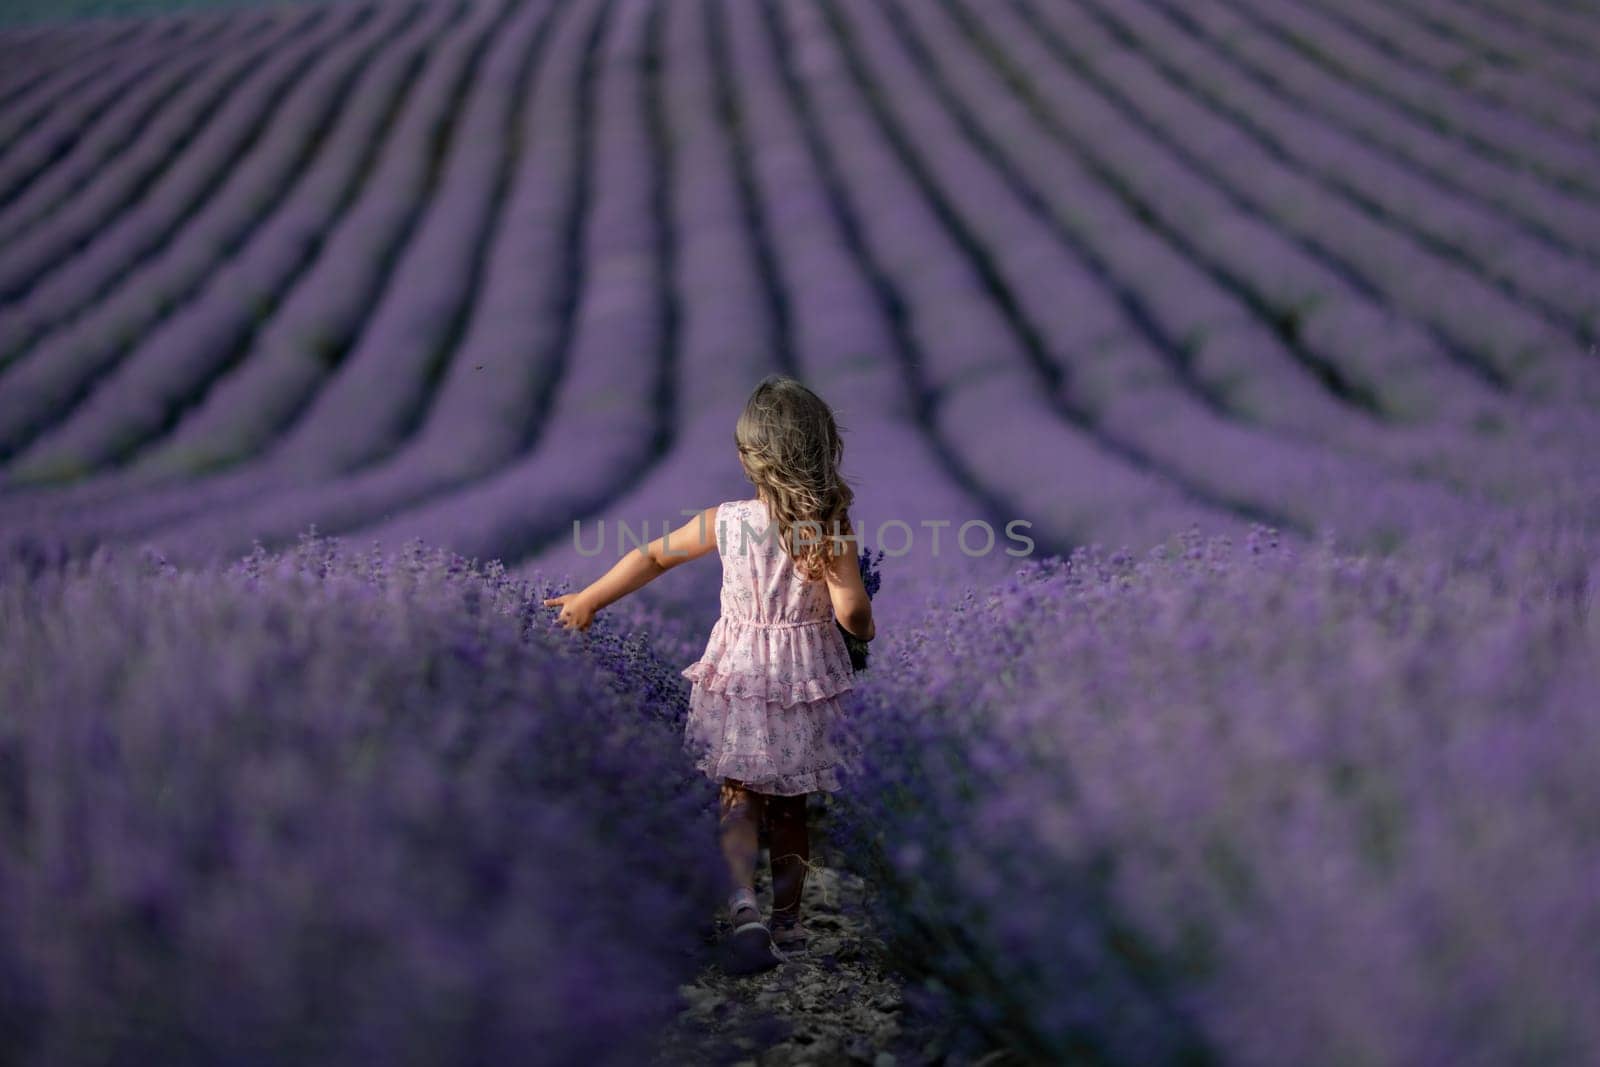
[
  {"xmin": 122, "ymin": 0, "xmax": 548, "ymax": 562},
  {"xmin": 886, "ymin": 0, "xmax": 1505, "ymax": 498},
  {"xmin": 1089, "ymin": 0, "xmax": 1600, "ymax": 343},
  {"xmin": 834, "ymin": 521, "xmax": 1600, "ymax": 1064},
  {"xmin": 0, "ymin": 1, "xmax": 473, "ymax": 530},
  {"xmin": 1323, "ymin": 0, "xmax": 1600, "ymax": 137},
  {"xmin": 0, "ymin": 17, "xmax": 168, "ymax": 143},
  {"xmin": 243, "ymin": 0, "xmax": 538, "ymax": 473},
  {"xmin": 115, "ymin": 0, "xmax": 470, "ymax": 480},
  {"xmin": 1391, "ymin": 0, "xmax": 1600, "ymax": 105},
  {"xmin": 1016, "ymin": 0, "xmax": 1600, "ymax": 405},
  {"xmin": 111, "ymin": 0, "xmax": 576, "ymax": 568},
  {"xmin": 1466, "ymin": 0, "xmax": 1600, "ymax": 60},
  {"xmin": 1217, "ymin": 0, "xmax": 1600, "ymax": 203},
  {"xmin": 909, "ymin": 0, "xmax": 1600, "ymax": 509},
  {"xmin": 877, "ymin": 0, "xmax": 1451, "ymax": 474},
  {"xmin": 0, "ymin": 12, "xmax": 257, "ymax": 250},
  {"xmin": 0, "ymin": 4, "xmax": 366, "ymax": 363},
  {"xmin": 1, "ymin": 4, "xmax": 421, "ymax": 480},
  {"xmin": 1170, "ymin": 0, "xmax": 1600, "ymax": 264},
  {"xmin": 0, "ymin": 20, "xmax": 96, "ymax": 74},
  {"xmin": 774, "ymin": 0, "xmax": 1247, "ymax": 556},
  {"xmin": 1295, "ymin": 0, "xmax": 1600, "ymax": 144},
  {"xmin": 0, "ymin": 535, "xmax": 721, "ymax": 1064},
  {"xmin": 850, "ymin": 0, "xmax": 1486, "ymax": 550},
  {"xmin": 0, "ymin": 17, "xmax": 236, "ymax": 228},
  {"xmin": 0, "ymin": 24, "xmax": 90, "ymax": 94},
  {"xmin": 0, "ymin": 16, "xmax": 179, "ymax": 150},
  {"xmin": 129, "ymin": 0, "xmax": 569, "ymax": 502},
  {"xmin": 79, "ymin": 0, "xmax": 613, "ymax": 569},
  {"xmin": 0, "ymin": 5, "xmax": 341, "ymax": 334},
  {"xmin": 99, "ymin": 0, "xmax": 496, "ymax": 488},
  {"xmin": 518, "ymin": 0, "xmax": 918, "ymax": 623},
  {"xmin": 306, "ymin": 0, "xmax": 667, "ymax": 571},
  {"xmin": 521, "ymin": 0, "xmax": 784, "ymax": 603},
  {"xmin": 0, "ymin": 0, "xmax": 516, "ymax": 547},
  {"xmin": 953, "ymin": 0, "xmax": 1494, "ymax": 432},
  {"xmin": 680, "ymin": 0, "xmax": 1016, "ymax": 624}
]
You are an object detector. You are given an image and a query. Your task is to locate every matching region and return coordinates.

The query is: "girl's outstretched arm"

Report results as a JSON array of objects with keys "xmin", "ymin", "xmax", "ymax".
[{"xmin": 544, "ymin": 505, "xmax": 720, "ymax": 631}]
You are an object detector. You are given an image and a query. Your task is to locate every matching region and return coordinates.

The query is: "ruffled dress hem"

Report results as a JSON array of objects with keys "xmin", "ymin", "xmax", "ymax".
[
  {"xmin": 682, "ymin": 687, "xmax": 856, "ymax": 797},
  {"xmin": 689, "ymin": 750, "xmax": 846, "ymax": 797}
]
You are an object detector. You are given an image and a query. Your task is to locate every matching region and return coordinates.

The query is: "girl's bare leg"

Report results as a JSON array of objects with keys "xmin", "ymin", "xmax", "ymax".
[
  {"xmin": 718, "ymin": 778, "xmax": 766, "ymax": 895},
  {"xmin": 767, "ymin": 792, "xmax": 810, "ymax": 925},
  {"xmin": 717, "ymin": 779, "xmax": 785, "ymax": 973}
]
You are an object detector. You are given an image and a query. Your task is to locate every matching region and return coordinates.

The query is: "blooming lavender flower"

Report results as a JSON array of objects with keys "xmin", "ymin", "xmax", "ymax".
[
  {"xmin": 840, "ymin": 546, "xmax": 885, "ymax": 672},
  {"xmin": 831, "ymin": 518, "xmax": 1600, "ymax": 1065},
  {"xmin": 0, "ymin": 533, "xmax": 720, "ymax": 1066}
]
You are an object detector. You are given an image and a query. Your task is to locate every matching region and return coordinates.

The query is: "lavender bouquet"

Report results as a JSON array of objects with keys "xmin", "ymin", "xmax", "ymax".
[{"xmin": 840, "ymin": 546, "xmax": 884, "ymax": 671}]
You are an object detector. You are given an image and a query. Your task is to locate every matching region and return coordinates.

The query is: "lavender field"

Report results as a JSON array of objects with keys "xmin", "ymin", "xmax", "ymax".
[{"xmin": 1, "ymin": 0, "xmax": 1598, "ymax": 1062}]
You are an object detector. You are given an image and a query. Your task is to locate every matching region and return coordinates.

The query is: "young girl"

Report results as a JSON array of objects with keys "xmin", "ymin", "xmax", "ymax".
[{"xmin": 544, "ymin": 375, "xmax": 874, "ymax": 974}]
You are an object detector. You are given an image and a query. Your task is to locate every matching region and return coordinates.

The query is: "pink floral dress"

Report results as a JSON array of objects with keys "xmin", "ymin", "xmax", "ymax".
[{"xmin": 681, "ymin": 497, "xmax": 857, "ymax": 796}]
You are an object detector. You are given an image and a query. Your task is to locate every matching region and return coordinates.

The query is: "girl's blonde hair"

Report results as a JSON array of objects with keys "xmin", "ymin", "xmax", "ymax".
[{"xmin": 734, "ymin": 375, "xmax": 854, "ymax": 582}]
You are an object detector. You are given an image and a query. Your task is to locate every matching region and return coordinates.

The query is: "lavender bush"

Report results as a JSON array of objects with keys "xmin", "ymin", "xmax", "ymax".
[
  {"xmin": 840, "ymin": 545, "xmax": 885, "ymax": 672},
  {"xmin": 0, "ymin": 533, "xmax": 719, "ymax": 1066},
  {"xmin": 831, "ymin": 519, "xmax": 1600, "ymax": 1066}
]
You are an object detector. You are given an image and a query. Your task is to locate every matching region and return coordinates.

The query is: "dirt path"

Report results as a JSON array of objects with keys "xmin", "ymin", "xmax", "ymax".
[{"xmin": 650, "ymin": 802, "xmax": 1009, "ymax": 1066}]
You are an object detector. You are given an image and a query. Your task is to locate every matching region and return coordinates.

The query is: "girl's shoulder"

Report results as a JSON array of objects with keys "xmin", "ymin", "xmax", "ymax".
[{"xmin": 713, "ymin": 498, "xmax": 760, "ymax": 541}]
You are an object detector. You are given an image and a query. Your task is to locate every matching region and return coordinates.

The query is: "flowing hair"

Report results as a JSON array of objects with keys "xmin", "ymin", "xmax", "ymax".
[{"xmin": 734, "ymin": 375, "xmax": 854, "ymax": 582}]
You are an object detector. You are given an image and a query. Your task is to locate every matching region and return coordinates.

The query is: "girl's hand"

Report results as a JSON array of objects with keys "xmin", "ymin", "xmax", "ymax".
[{"xmin": 543, "ymin": 593, "xmax": 596, "ymax": 632}]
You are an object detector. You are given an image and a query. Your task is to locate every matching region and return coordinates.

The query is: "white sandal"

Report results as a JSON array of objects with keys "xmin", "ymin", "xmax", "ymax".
[
  {"xmin": 722, "ymin": 889, "xmax": 783, "ymax": 974},
  {"xmin": 771, "ymin": 913, "xmax": 810, "ymax": 956}
]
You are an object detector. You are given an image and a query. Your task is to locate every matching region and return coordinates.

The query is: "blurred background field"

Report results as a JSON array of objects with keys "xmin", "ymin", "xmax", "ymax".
[{"xmin": 2, "ymin": 0, "xmax": 1597, "ymax": 620}]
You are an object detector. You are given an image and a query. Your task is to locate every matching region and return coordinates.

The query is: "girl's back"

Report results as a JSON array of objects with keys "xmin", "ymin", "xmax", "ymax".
[
  {"xmin": 716, "ymin": 497, "xmax": 834, "ymax": 627},
  {"xmin": 682, "ymin": 496, "xmax": 856, "ymax": 758}
]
